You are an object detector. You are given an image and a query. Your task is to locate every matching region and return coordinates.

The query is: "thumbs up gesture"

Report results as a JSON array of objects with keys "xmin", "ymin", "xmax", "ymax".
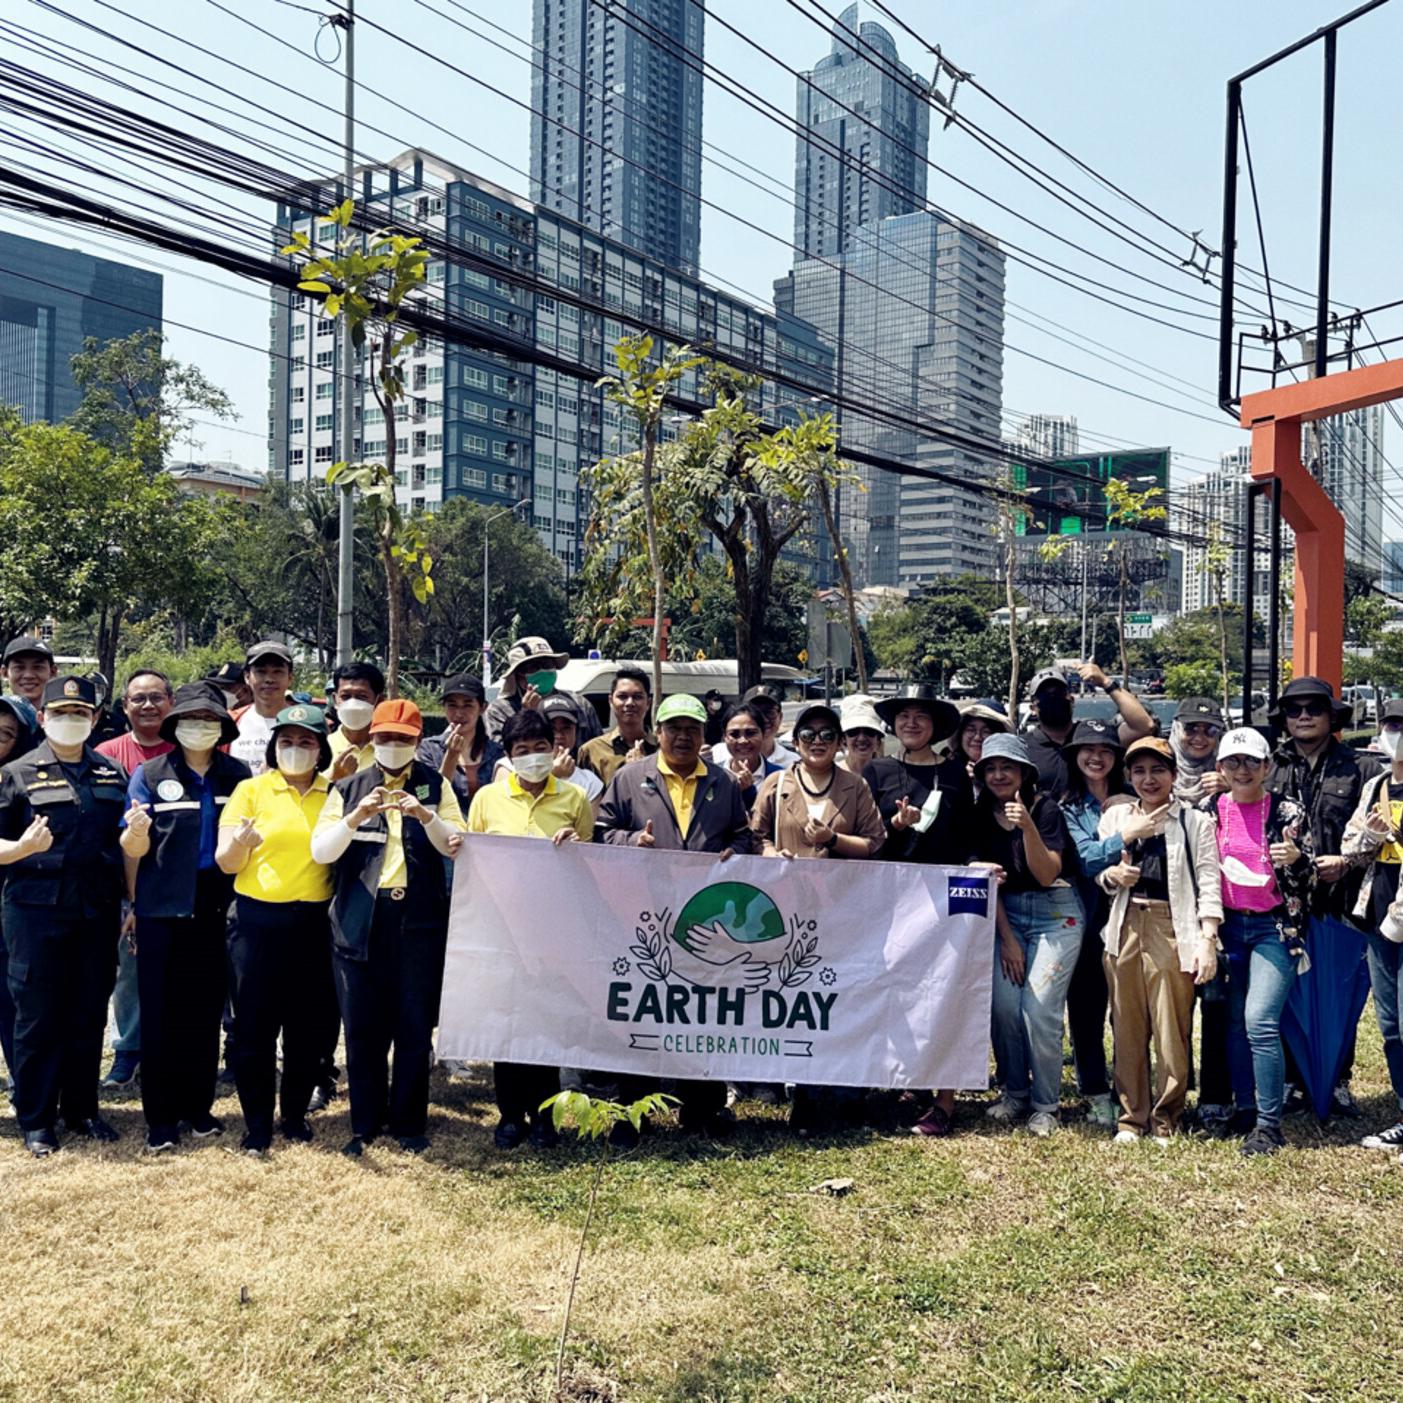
[
  {"xmin": 125, "ymin": 800, "xmax": 152, "ymax": 839},
  {"xmin": 635, "ymin": 818, "xmax": 656, "ymax": 849}
]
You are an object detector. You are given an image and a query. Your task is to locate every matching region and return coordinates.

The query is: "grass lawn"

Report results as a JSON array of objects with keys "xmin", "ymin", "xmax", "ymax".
[{"xmin": 6, "ymin": 1022, "xmax": 1403, "ymax": 1403}]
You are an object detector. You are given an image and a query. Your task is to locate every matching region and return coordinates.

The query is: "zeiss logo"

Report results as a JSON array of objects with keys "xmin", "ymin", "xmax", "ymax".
[{"xmin": 947, "ymin": 876, "xmax": 990, "ymax": 915}]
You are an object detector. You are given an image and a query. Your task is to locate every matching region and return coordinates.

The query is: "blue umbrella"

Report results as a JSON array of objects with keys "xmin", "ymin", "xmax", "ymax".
[{"xmin": 1281, "ymin": 915, "xmax": 1372, "ymax": 1119}]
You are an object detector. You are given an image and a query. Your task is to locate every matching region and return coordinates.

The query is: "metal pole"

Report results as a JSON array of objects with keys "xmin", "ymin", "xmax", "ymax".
[
  {"xmin": 1267, "ymin": 476, "xmax": 1283, "ymax": 713},
  {"xmin": 1243, "ymin": 481, "xmax": 1257, "ymax": 721},
  {"xmin": 481, "ymin": 525, "xmax": 491, "ymax": 686},
  {"xmin": 1315, "ymin": 30, "xmax": 1336, "ymax": 379},
  {"xmin": 334, "ymin": 0, "xmax": 356, "ymax": 667},
  {"xmin": 1218, "ymin": 79, "xmax": 1241, "ymax": 411},
  {"xmin": 1079, "ymin": 539, "xmax": 1089, "ymax": 659}
]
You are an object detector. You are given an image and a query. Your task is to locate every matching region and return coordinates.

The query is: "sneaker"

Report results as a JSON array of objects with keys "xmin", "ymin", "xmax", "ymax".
[
  {"xmin": 1086, "ymin": 1093, "xmax": 1118, "ymax": 1130},
  {"xmin": 24, "ymin": 1127, "xmax": 60, "ymax": 1157},
  {"xmin": 101, "ymin": 1052, "xmax": 139, "ymax": 1088},
  {"xmin": 1360, "ymin": 1121, "xmax": 1403, "ymax": 1150},
  {"xmin": 1026, "ymin": 1110, "xmax": 1059, "ymax": 1138},
  {"xmin": 145, "ymin": 1126, "xmax": 178, "ymax": 1153},
  {"xmin": 1241, "ymin": 1124, "xmax": 1285, "ymax": 1157},
  {"xmin": 189, "ymin": 1113, "xmax": 225, "ymax": 1139},
  {"xmin": 911, "ymin": 1104, "xmax": 953, "ymax": 1138},
  {"xmin": 1282, "ymin": 1083, "xmax": 1307, "ymax": 1116},
  {"xmin": 1195, "ymin": 1102, "xmax": 1232, "ymax": 1131},
  {"xmin": 1112, "ymin": 1129, "xmax": 1140, "ymax": 1145},
  {"xmin": 1331, "ymin": 1082, "xmax": 1362, "ymax": 1119},
  {"xmin": 280, "ymin": 1119, "xmax": 314, "ymax": 1143},
  {"xmin": 984, "ymin": 1095, "xmax": 1029, "ymax": 1124},
  {"xmin": 240, "ymin": 1133, "xmax": 270, "ymax": 1158},
  {"xmin": 493, "ymin": 1119, "xmax": 524, "ymax": 1150}
]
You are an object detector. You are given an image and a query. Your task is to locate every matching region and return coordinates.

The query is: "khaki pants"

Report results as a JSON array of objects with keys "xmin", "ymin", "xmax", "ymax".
[{"xmin": 1104, "ymin": 900, "xmax": 1195, "ymax": 1137}]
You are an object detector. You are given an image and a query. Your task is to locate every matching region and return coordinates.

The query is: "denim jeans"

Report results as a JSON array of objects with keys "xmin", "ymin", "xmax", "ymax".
[
  {"xmin": 1366, "ymin": 932, "xmax": 1403, "ymax": 1111},
  {"xmin": 1221, "ymin": 911, "xmax": 1297, "ymax": 1129},
  {"xmin": 109, "ymin": 926, "xmax": 140, "ymax": 1055},
  {"xmin": 991, "ymin": 886, "xmax": 1085, "ymax": 1114}
]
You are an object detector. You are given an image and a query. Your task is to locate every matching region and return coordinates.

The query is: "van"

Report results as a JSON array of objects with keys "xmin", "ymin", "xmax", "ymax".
[
  {"xmin": 1342, "ymin": 685, "xmax": 1377, "ymax": 726},
  {"xmin": 554, "ymin": 658, "xmax": 810, "ymax": 726}
]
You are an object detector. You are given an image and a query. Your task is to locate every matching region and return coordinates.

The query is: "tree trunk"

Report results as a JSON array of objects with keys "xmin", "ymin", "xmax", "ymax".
[
  {"xmin": 98, "ymin": 605, "xmax": 123, "ymax": 683},
  {"xmin": 817, "ymin": 477, "xmax": 868, "ymax": 690},
  {"xmin": 1117, "ymin": 551, "xmax": 1130, "ymax": 686},
  {"xmin": 639, "ymin": 422, "xmax": 666, "ymax": 705},
  {"xmin": 383, "ymin": 538, "xmax": 402, "ymax": 699},
  {"xmin": 382, "ymin": 341, "xmax": 402, "ymax": 697}
]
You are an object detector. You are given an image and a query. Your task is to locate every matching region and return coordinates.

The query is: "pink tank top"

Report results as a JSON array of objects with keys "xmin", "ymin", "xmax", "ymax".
[{"xmin": 1218, "ymin": 796, "xmax": 1282, "ymax": 912}]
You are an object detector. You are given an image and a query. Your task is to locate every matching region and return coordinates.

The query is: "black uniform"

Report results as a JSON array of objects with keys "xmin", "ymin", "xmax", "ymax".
[
  {"xmin": 326, "ymin": 762, "xmax": 454, "ymax": 1142},
  {"xmin": 0, "ymin": 740, "xmax": 127, "ymax": 1133},
  {"xmin": 129, "ymin": 749, "xmax": 249, "ymax": 1136}
]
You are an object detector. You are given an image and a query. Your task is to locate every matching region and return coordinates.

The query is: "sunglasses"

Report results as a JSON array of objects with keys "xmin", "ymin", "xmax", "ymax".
[
  {"xmin": 797, "ymin": 727, "xmax": 839, "ymax": 744},
  {"xmin": 1282, "ymin": 701, "xmax": 1329, "ymax": 718},
  {"xmin": 1183, "ymin": 723, "xmax": 1222, "ymax": 738}
]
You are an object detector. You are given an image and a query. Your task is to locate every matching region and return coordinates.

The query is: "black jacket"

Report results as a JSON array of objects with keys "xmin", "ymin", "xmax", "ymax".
[{"xmin": 1267, "ymin": 736, "xmax": 1383, "ymax": 921}]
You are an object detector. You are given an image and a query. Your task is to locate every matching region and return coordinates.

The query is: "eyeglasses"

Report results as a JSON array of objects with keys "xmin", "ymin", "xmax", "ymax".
[
  {"xmin": 1220, "ymin": 755, "xmax": 1265, "ymax": 769},
  {"xmin": 1282, "ymin": 701, "xmax": 1328, "ymax": 718},
  {"xmin": 126, "ymin": 692, "xmax": 170, "ymax": 707},
  {"xmin": 797, "ymin": 727, "xmax": 838, "ymax": 743}
]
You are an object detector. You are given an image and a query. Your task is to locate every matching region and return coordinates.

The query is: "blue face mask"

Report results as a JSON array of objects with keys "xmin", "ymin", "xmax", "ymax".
[{"xmin": 525, "ymin": 670, "xmax": 557, "ymax": 697}]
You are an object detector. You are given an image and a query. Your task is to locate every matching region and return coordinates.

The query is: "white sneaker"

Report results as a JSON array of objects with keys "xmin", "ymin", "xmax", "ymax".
[
  {"xmin": 984, "ymin": 1095, "xmax": 1029, "ymax": 1123},
  {"xmin": 1026, "ymin": 1110, "xmax": 1059, "ymax": 1138},
  {"xmin": 1087, "ymin": 1093, "xmax": 1118, "ymax": 1129},
  {"xmin": 1112, "ymin": 1128, "xmax": 1140, "ymax": 1145},
  {"xmin": 1360, "ymin": 1121, "xmax": 1403, "ymax": 1150}
]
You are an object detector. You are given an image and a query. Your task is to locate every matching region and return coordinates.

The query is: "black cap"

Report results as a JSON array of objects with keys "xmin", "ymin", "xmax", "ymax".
[
  {"xmin": 742, "ymin": 682, "xmax": 785, "ymax": 708},
  {"xmin": 540, "ymin": 693, "xmax": 579, "ymax": 722},
  {"xmin": 1173, "ymin": 697, "xmax": 1225, "ymax": 726},
  {"xmin": 41, "ymin": 674, "xmax": 98, "ymax": 710},
  {"xmin": 206, "ymin": 660, "xmax": 245, "ymax": 688},
  {"xmin": 245, "ymin": 640, "xmax": 294, "ymax": 667},
  {"xmin": 1062, "ymin": 718, "xmax": 1124, "ymax": 754},
  {"xmin": 3, "ymin": 636, "xmax": 54, "ymax": 665},
  {"xmin": 440, "ymin": 672, "xmax": 485, "ymax": 701}
]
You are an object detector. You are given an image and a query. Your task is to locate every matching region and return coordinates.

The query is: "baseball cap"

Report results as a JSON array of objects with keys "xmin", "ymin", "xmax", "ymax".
[
  {"xmin": 742, "ymin": 682, "xmax": 786, "ymax": 708},
  {"xmin": 1124, "ymin": 736, "xmax": 1177, "ymax": 769},
  {"xmin": 206, "ymin": 660, "xmax": 245, "ymax": 688},
  {"xmin": 439, "ymin": 672, "xmax": 484, "ymax": 701},
  {"xmin": 3, "ymin": 636, "xmax": 54, "ymax": 665},
  {"xmin": 369, "ymin": 699, "xmax": 423, "ymax": 739},
  {"xmin": 1174, "ymin": 697, "xmax": 1225, "ymax": 726},
  {"xmin": 1027, "ymin": 667, "xmax": 1069, "ymax": 698},
  {"xmin": 655, "ymin": 694, "xmax": 707, "ymax": 725},
  {"xmin": 540, "ymin": 693, "xmax": 580, "ymax": 723},
  {"xmin": 1218, "ymin": 727, "xmax": 1271, "ymax": 761},
  {"xmin": 246, "ymin": 640, "xmax": 294, "ymax": 667}
]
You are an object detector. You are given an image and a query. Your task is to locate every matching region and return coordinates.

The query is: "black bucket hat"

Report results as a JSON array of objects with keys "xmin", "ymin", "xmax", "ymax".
[
  {"xmin": 1269, "ymin": 676, "xmax": 1352, "ymax": 729},
  {"xmin": 159, "ymin": 681, "xmax": 239, "ymax": 748},
  {"xmin": 874, "ymin": 683, "xmax": 960, "ymax": 741},
  {"xmin": 1062, "ymin": 717, "xmax": 1124, "ymax": 755}
]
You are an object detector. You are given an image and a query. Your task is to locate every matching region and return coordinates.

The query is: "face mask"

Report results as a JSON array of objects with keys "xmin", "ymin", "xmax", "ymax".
[
  {"xmin": 337, "ymin": 698, "xmax": 375, "ymax": 732},
  {"xmin": 276, "ymin": 744, "xmax": 317, "ymax": 776},
  {"xmin": 373, "ymin": 741, "xmax": 416, "ymax": 771},
  {"xmin": 524, "ymin": 669, "xmax": 557, "ymax": 697},
  {"xmin": 175, "ymin": 720, "xmax": 223, "ymax": 751},
  {"xmin": 1037, "ymin": 694, "xmax": 1072, "ymax": 729},
  {"xmin": 45, "ymin": 714, "xmax": 92, "ymax": 747},
  {"xmin": 1221, "ymin": 854, "xmax": 1271, "ymax": 887},
  {"xmin": 513, "ymin": 751, "xmax": 555, "ymax": 783},
  {"xmin": 1380, "ymin": 729, "xmax": 1402, "ymax": 759}
]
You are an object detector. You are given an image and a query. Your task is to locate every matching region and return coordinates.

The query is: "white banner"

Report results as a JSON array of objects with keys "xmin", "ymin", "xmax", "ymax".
[{"xmin": 439, "ymin": 836, "xmax": 996, "ymax": 1090}]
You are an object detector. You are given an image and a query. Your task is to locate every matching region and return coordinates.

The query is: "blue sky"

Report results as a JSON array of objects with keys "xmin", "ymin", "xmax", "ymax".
[{"xmin": 4, "ymin": 0, "xmax": 1399, "ymax": 489}]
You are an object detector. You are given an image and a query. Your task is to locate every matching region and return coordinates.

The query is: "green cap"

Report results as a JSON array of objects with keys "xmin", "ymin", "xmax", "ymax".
[
  {"xmin": 271, "ymin": 702, "xmax": 328, "ymax": 736},
  {"xmin": 655, "ymin": 693, "xmax": 707, "ymax": 725}
]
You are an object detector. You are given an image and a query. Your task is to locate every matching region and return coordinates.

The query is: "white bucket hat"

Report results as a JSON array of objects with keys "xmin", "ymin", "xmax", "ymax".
[{"xmin": 840, "ymin": 693, "xmax": 885, "ymax": 735}]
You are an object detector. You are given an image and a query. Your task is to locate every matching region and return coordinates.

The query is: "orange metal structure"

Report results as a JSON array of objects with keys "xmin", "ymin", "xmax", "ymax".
[{"xmin": 1239, "ymin": 357, "xmax": 1403, "ymax": 689}]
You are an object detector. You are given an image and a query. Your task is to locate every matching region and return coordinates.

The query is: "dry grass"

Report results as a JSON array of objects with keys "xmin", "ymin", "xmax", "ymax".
[{"xmin": 7, "ymin": 1024, "xmax": 1403, "ymax": 1403}]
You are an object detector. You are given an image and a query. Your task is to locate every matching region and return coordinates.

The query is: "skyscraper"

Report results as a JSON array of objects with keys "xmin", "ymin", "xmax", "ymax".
[
  {"xmin": 1015, "ymin": 414, "xmax": 1080, "ymax": 460},
  {"xmin": 792, "ymin": 2, "xmax": 930, "ymax": 260},
  {"xmin": 1306, "ymin": 406, "xmax": 1386, "ymax": 579},
  {"xmin": 0, "ymin": 229, "xmax": 163, "ymax": 424},
  {"xmin": 530, "ymin": 0, "xmax": 703, "ymax": 275}
]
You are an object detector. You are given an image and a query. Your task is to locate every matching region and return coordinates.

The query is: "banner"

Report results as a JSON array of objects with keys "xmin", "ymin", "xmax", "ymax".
[{"xmin": 438, "ymin": 835, "xmax": 996, "ymax": 1090}]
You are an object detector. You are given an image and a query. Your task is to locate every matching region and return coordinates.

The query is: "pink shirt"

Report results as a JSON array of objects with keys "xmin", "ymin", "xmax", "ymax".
[
  {"xmin": 1217, "ymin": 795, "xmax": 1281, "ymax": 912},
  {"xmin": 96, "ymin": 733, "xmax": 174, "ymax": 773}
]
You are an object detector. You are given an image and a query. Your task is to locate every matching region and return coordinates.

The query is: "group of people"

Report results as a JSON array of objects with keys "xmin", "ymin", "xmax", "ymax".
[{"xmin": 1, "ymin": 627, "xmax": 1401, "ymax": 1165}]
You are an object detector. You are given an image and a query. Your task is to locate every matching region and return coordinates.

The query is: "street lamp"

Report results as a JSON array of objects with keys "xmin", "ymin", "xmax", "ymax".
[{"xmin": 482, "ymin": 497, "xmax": 531, "ymax": 686}]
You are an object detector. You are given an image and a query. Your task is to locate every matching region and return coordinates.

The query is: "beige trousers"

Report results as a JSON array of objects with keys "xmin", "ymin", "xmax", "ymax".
[{"xmin": 1104, "ymin": 899, "xmax": 1196, "ymax": 1136}]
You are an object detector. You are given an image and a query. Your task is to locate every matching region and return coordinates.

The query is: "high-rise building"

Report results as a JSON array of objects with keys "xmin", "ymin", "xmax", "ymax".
[
  {"xmin": 530, "ymin": 0, "xmax": 703, "ymax": 275},
  {"xmin": 792, "ymin": 3, "xmax": 930, "ymax": 261},
  {"xmin": 1177, "ymin": 446, "xmax": 1295, "ymax": 614},
  {"xmin": 270, "ymin": 150, "xmax": 831, "ymax": 574},
  {"xmin": 1015, "ymin": 414, "xmax": 1079, "ymax": 460},
  {"xmin": 0, "ymin": 229, "xmax": 162, "ymax": 424},
  {"xmin": 1384, "ymin": 540, "xmax": 1403, "ymax": 597},
  {"xmin": 780, "ymin": 9, "xmax": 1004, "ymax": 587},
  {"xmin": 1305, "ymin": 406, "xmax": 1385, "ymax": 578}
]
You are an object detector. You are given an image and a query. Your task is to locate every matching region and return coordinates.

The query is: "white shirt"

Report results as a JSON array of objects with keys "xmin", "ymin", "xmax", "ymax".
[{"xmin": 230, "ymin": 708, "xmax": 277, "ymax": 776}]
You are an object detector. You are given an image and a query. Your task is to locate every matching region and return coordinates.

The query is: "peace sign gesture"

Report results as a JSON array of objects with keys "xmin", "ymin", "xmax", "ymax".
[{"xmin": 890, "ymin": 794, "xmax": 922, "ymax": 831}]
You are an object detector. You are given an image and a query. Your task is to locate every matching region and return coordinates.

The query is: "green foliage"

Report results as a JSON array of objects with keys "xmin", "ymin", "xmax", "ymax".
[
  {"xmin": 1134, "ymin": 607, "xmax": 1254, "ymax": 675},
  {"xmin": 1347, "ymin": 594, "xmax": 1391, "ymax": 648},
  {"xmin": 1163, "ymin": 661, "xmax": 1225, "ymax": 700},
  {"xmin": 542, "ymin": 1090, "xmax": 678, "ymax": 1140},
  {"xmin": 958, "ymin": 621, "xmax": 1063, "ymax": 699}
]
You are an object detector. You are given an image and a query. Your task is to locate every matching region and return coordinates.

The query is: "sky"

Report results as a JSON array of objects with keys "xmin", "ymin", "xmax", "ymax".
[{"xmin": 3, "ymin": 0, "xmax": 1400, "ymax": 499}]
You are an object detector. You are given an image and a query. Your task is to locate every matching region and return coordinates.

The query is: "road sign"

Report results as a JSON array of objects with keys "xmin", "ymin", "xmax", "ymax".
[{"xmin": 1124, "ymin": 612, "xmax": 1156, "ymax": 640}]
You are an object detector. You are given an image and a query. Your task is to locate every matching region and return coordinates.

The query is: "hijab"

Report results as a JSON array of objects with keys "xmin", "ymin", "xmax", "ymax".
[{"xmin": 1170, "ymin": 718, "xmax": 1217, "ymax": 804}]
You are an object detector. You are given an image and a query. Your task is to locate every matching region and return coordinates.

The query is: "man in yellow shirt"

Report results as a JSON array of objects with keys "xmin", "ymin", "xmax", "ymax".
[
  {"xmin": 325, "ymin": 661, "xmax": 385, "ymax": 781},
  {"xmin": 467, "ymin": 707, "xmax": 592, "ymax": 1149},
  {"xmin": 311, "ymin": 699, "xmax": 465, "ymax": 1156}
]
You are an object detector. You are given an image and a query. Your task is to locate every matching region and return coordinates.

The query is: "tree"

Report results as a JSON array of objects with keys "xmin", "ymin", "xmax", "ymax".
[
  {"xmin": 1164, "ymin": 661, "xmax": 1225, "ymax": 700},
  {"xmin": 284, "ymin": 199, "xmax": 434, "ymax": 696},
  {"xmin": 69, "ymin": 329, "xmax": 235, "ymax": 469},
  {"xmin": 590, "ymin": 334, "xmax": 705, "ymax": 703},
  {"xmin": 0, "ymin": 417, "xmax": 224, "ymax": 677},
  {"xmin": 1103, "ymin": 477, "xmax": 1167, "ymax": 684},
  {"xmin": 993, "ymin": 474, "xmax": 1023, "ymax": 717},
  {"xmin": 958, "ymin": 620, "xmax": 1062, "ymax": 700}
]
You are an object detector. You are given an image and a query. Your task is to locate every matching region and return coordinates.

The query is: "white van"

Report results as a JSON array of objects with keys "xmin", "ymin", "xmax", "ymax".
[{"xmin": 555, "ymin": 658, "xmax": 810, "ymax": 725}]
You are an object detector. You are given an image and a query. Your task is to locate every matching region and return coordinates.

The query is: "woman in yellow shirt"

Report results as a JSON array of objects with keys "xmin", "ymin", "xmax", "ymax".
[{"xmin": 216, "ymin": 703, "xmax": 334, "ymax": 1156}]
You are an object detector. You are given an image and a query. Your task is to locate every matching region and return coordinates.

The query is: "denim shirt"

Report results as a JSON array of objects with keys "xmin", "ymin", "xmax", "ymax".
[{"xmin": 1062, "ymin": 794, "xmax": 1122, "ymax": 928}]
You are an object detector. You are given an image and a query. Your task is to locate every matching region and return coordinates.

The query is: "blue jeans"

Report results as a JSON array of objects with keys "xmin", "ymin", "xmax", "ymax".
[
  {"xmin": 1366, "ymin": 932, "xmax": 1403, "ymax": 1111},
  {"xmin": 110, "ymin": 925, "xmax": 140, "ymax": 1055},
  {"xmin": 1222, "ymin": 911, "xmax": 1296, "ymax": 1128},
  {"xmin": 991, "ymin": 886, "xmax": 1085, "ymax": 1114}
]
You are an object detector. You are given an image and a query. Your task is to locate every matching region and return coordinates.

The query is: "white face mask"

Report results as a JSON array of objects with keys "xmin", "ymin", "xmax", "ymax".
[
  {"xmin": 276, "ymin": 744, "xmax": 317, "ymax": 775},
  {"xmin": 373, "ymin": 741, "xmax": 416, "ymax": 772},
  {"xmin": 1380, "ymin": 729, "xmax": 1402, "ymax": 759},
  {"xmin": 1221, "ymin": 854, "xmax": 1271, "ymax": 887},
  {"xmin": 513, "ymin": 751, "xmax": 555, "ymax": 783},
  {"xmin": 45, "ymin": 714, "xmax": 92, "ymax": 747},
  {"xmin": 337, "ymin": 698, "xmax": 375, "ymax": 732},
  {"xmin": 175, "ymin": 720, "xmax": 224, "ymax": 751}
]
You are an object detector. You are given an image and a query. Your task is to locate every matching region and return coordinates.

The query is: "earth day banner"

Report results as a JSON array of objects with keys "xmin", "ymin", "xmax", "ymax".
[{"xmin": 438, "ymin": 835, "xmax": 997, "ymax": 1089}]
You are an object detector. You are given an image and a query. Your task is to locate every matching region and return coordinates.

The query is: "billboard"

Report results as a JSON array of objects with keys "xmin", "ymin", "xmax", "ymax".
[{"xmin": 1012, "ymin": 449, "xmax": 1169, "ymax": 536}]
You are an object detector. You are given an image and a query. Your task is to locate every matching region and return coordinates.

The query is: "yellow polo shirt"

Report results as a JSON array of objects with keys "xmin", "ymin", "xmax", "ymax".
[
  {"xmin": 316, "ymin": 772, "xmax": 466, "ymax": 887},
  {"xmin": 220, "ymin": 770, "xmax": 333, "ymax": 903},
  {"xmin": 326, "ymin": 727, "xmax": 375, "ymax": 777},
  {"xmin": 467, "ymin": 772, "xmax": 593, "ymax": 841},
  {"xmin": 656, "ymin": 755, "xmax": 706, "ymax": 838}
]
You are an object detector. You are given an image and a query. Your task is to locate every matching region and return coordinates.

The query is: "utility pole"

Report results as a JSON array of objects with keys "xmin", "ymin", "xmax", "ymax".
[
  {"xmin": 1079, "ymin": 539, "xmax": 1089, "ymax": 660},
  {"xmin": 334, "ymin": 0, "xmax": 356, "ymax": 667}
]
